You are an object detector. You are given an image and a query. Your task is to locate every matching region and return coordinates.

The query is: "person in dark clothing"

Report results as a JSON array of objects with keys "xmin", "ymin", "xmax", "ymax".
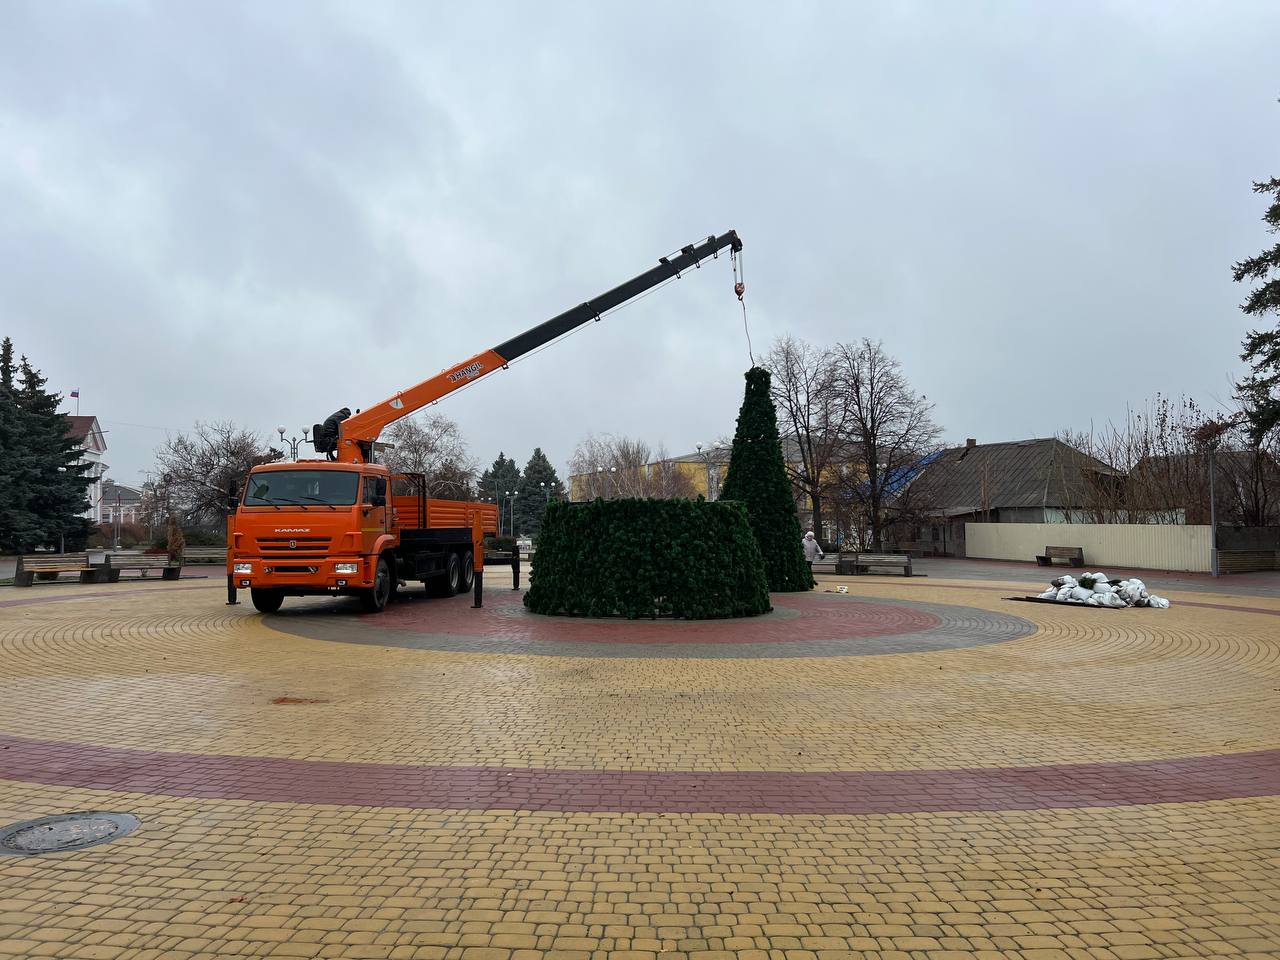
[{"xmin": 316, "ymin": 407, "xmax": 351, "ymax": 458}]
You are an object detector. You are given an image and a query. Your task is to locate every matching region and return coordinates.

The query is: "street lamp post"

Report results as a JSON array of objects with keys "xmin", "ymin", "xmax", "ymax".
[
  {"xmin": 276, "ymin": 426, "xmax": 311, "ymax": 461},
  {"xmin": 608, "ymin": 465, "xmax": 617, "ymax": 499},
  {"xmin": 697, "ymin": 443, "xmax": 718, "ymax": 501},
  {"xmin": 595, "ymin": 465, "xmax": 603, "ymax": 499},
  {"xmin": 505, "ymin": 491, "xmax": 518, "ymax": 537},
  {"xmin": 1209, "ymin": 444, "xmax": 1219, "ymax": 578}
]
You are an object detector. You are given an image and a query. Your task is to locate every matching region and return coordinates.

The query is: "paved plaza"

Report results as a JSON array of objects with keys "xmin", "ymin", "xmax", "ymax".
[{"xmin": 0, "ymin": 564, "xmax": 1277, "ymax": 958}]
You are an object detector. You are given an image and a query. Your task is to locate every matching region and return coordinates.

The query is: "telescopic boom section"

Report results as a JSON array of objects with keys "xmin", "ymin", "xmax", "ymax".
[{"xmin": 335, "ymin": 230, "xmax": 743, "ymax": 464}]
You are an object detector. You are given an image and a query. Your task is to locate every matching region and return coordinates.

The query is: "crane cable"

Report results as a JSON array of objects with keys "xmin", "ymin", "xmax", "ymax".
[{"xmin": 731, "ymin": 246, "xmax": 755, "ymax": 366}]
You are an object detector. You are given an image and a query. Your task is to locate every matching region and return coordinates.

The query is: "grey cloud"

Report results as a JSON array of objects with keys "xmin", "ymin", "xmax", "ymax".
[{"xmin": 2, "ymin": 0, "xmax": 1278, "ymax": 486}]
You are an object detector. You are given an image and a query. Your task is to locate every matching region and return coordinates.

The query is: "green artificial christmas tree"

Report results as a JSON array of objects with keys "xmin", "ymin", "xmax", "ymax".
[
  {"xmin": 524, "ymin": 498, "xmax": 770, "ymax": 619},
  {"xmin": 718, "ymin": 367, "xmax": 814, "ymax": 591}
]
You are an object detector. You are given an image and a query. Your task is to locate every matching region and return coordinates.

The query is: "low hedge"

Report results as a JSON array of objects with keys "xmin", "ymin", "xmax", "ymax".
[{"xmin": 523, "ymin": 498, "xmax": 772, "ymax": 620}]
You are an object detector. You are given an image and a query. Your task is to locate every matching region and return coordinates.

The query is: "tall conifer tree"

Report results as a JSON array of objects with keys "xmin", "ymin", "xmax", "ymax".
[
  {"xmin": 478, "ymin": 452, "xmax": 522, "ymax": 535},
  {"xmin": 16, "ymin": 357, "xmax": 92, "ymax": 549},
  {"xmin": 719, "ymin": 367, "xmax": 814, "ymax": 591},
  {"xmin": 516, "ymin": 447, "xmax": 565, "ymax": 537}
]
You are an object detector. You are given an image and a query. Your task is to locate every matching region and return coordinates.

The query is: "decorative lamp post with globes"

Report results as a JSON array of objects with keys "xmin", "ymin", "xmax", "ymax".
[{"xmin": 276, "ymin": 426, "xmax": 311, "ymax": 461}]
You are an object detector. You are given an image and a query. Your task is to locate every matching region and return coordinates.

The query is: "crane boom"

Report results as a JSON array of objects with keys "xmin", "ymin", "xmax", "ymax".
[{"xmin": 333, "ymin": 230, "xmax": 743, "ymax": 464}]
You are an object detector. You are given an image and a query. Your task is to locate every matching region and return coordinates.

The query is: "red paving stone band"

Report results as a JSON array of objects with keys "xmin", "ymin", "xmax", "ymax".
[
  {"xmin": 267, "ymin": 591, "xmax": 1036, "ymax": 658},
  {"xmin": 1, "ymin": 734, "xmax": 1276, "ymax": 814}
]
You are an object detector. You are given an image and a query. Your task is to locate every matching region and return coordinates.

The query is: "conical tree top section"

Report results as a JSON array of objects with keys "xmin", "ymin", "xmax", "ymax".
[{"xmin": 718, "ymin": 367, "xmax": 814, "ymax": 592}]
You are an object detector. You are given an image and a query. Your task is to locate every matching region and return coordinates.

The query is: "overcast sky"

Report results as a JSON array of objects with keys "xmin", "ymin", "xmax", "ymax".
[{"xmin": 3, "ymin": 1, "xmax": 1278, "ymax": 487}]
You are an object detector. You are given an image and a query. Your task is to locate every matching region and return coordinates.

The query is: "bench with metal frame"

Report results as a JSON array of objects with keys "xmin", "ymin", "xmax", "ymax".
[
  {"xmin": 13, "ymin": 553, "xmax": 109, "ymax": 587},
  {"xmin": 106, "ymin": 555, "xmax": 182, "ymax": 581},
  {"xmin": 1036, "ymin": 545, "xmax": 1085, "ymax": 567},
  {"xmin": 182, "ymin": 546, "xmax": 228, "ymax": 565},
  {"xmin": 853, "ymin": 552, "xmax": 913, "ymax": 576}
]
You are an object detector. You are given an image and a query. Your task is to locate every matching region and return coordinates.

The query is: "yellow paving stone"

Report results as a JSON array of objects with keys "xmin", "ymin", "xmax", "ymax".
[{"xmin": 0, "ymin": 577, "xmax": 1272, "ymax": 959}]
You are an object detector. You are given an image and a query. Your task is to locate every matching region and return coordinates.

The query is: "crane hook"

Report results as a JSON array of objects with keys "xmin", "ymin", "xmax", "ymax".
[{"xmin": 730, "ymin": 247, "xmax": 754, "ymax": 365}]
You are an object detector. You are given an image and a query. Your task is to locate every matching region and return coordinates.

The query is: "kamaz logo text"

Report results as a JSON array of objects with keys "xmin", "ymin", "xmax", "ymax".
[
  {"xmin": 274, "ymin": 528, "xmax": 310, "ymax": 533},
  {"xmin": 448, "ymin": 361, "xmax": 484, "ymax": 383}
]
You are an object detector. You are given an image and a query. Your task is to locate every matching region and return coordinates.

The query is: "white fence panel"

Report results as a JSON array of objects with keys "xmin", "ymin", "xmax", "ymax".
[{"xmin": 964, "ymin": 523, "xmax": 1212, "ymax": 573}]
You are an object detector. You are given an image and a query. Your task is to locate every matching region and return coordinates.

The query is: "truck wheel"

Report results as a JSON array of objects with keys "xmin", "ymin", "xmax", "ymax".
[
  {"xmin": 457, "ymin": 550, "xmax": 474, "ymax": 594},
  {"xmin": 251, "ymin": 588, "xmax": 284, "ymax": 614},
  {"xmin": 425, "ymin": 552, "xmax": 462, "ymax": 598},
  {"xmin": 361, "ymin": 557, "xmax": 392, "ymax": 613},
  {"xmin": 443, "ymin": 552, "xmax": 461, "ymax": 595}
]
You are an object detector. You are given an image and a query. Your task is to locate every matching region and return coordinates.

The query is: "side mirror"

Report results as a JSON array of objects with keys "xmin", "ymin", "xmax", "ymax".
[{"xmin": 371, "ymin": 494, "xmax": 386, "ymax": 508}]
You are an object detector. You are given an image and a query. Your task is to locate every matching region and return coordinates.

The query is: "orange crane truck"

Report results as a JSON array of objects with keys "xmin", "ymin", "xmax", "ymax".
[{"xmin": 227, "ymin": 230, "xmax": 743, "ymax": 614}]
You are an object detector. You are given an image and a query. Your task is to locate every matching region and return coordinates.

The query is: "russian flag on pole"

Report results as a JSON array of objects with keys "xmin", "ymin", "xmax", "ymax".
[{"xmin": 69, "ymin": 389, "xmax": 79, "ymax": 398}]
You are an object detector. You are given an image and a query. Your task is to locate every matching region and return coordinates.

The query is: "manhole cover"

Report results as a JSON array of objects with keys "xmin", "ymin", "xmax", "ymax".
[{"xmin": 0, "ymin": 812, "xmax": 140, "ymax": 856}]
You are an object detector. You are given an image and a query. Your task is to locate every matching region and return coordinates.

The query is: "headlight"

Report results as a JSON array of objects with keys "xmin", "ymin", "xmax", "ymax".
[
  {"xmin": 335, "ymin": 562, "xmax": 359, "ymax": 574},
  {"xmin": 233, "ymin": 562, "xmax": 253, "ymax": 574}
]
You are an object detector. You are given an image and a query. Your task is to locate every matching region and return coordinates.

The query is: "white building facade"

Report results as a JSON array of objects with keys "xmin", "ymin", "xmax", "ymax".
[{"xmin": 66, "ymin": 415, "xmax": 108, "ymax": 524}]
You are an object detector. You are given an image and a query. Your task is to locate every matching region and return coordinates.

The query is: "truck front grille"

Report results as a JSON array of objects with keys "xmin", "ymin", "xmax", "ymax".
[{"xmin": 256, "ymin": 537, "xmax": 331, "ymax": 558}]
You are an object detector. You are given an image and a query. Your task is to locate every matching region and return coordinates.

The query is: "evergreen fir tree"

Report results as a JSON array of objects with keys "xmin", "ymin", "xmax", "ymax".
[
  {"xmin": 478, "ymin": 452, "xmax": 522, "ymax": 535},
  {"xmin": 718, "ymin": 367, "xmax": 814, "ymax": 591},
  {"xmin": 1234, "ymin": 175, "xmax": 1280, "ymax": 445},
  {"xmin": 515, "ymin": 447, "xmax": 566, "ymax": 537},
  {"xmin": 8, "ymin": 354, "xmax": 92, "ymax": 550},
  {"xmin": 0, "ymin": 338, "xmax": 38, "ymax": 551}
]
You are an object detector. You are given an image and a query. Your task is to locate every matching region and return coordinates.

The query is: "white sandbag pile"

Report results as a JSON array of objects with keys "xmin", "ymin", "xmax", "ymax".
[{"xmin": 1036, "ymin": 572, "xmax": 1170, "ymax": 609}]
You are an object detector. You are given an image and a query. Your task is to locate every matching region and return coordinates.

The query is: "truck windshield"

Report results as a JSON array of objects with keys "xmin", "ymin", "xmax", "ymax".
[{"xmin": 244, "ymin": 470, "xmax": 360, "ymax": 506}]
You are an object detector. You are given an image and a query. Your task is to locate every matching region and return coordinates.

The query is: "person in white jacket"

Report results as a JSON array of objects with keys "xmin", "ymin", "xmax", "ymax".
[{"xmin": 802, "ymin": 531, "xmax": 824, "ymax": 563}]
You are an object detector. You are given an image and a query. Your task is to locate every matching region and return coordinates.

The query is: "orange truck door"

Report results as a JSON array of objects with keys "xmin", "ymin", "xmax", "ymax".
[{"xmin": 360, "ymin": 476, "xmax": 389, "ymax": 555}]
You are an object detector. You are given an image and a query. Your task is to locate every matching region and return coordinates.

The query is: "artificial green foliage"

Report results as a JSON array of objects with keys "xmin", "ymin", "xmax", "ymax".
[
  {"xmin": 718, "ymin": 367, "xmax": 815, "ymax": 592},
  {"xmin": 524, "ymin": 498, "xmax": 771, "ymax": 620}
]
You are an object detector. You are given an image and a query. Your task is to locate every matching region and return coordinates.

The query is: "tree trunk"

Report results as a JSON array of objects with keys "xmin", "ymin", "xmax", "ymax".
[
  {"xmin": 809, "ymin": 490, "xmax": 823, "ymax": 543},
  {"xmin": 868, "ymin": 448, "xmax": 881, "ymax": 550}
]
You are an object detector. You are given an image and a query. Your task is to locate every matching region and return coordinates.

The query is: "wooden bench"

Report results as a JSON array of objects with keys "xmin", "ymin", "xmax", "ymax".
[
  {"xmin": 182, "ymin": 546, "xmax": 228, "ymax": 565},
  {"xmin": 853, "ymin": 553, "xmax": 913, "ymax": 576},
  {"xmin": 810, "ymin": 554, "xmax": 837, "ymax": 574},
  {"xmin": 106, "ymin": 555, "xmax": 181, "ymax": 581},
  {"xmin": 1036, "ymin": 545, "xmax": 1085, "ymax": 567},
  {"xmin": 13, "ymin": 553, "xmax": 109, "ymax": 587}
]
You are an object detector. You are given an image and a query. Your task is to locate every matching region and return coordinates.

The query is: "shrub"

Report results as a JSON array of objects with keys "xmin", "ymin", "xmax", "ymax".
[{"xmin": 523, "ymin": 498, "xmax": 771, "ymax": 619}]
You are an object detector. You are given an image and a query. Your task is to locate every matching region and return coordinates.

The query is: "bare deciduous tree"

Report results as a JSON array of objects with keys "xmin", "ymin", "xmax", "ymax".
[
  {"xmin": 569, "ymin": 433, "xmax": 696, "ymax": 499},
  {"xmin": 831, "ymin": 339, "xmax": 942, "ymax": 549},
  {"xmin": 762, "ymin": 336, "xmax": 850, "ymax": 542},
  {"xmin": 381, "ymin": 413, "xmax": 478, "ymax": 498},
  {"xmin": 153, "ymin": 421, "xmax": 282, "ymax": 527},
  {"xmin": 1060, "ymin": 394, "xmax": 1280, "ymax": 526}
]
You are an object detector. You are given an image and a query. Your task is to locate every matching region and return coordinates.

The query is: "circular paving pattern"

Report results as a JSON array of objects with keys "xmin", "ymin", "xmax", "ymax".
[{"xmin": 263, "ymin": 590, "xmax": 1038, "ymax": 658}]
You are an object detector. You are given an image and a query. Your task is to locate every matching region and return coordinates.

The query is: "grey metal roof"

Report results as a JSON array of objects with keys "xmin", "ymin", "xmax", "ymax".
[{"xmin": 903, "ymin": 438, "xmax": 1120, "ymax": 512}]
